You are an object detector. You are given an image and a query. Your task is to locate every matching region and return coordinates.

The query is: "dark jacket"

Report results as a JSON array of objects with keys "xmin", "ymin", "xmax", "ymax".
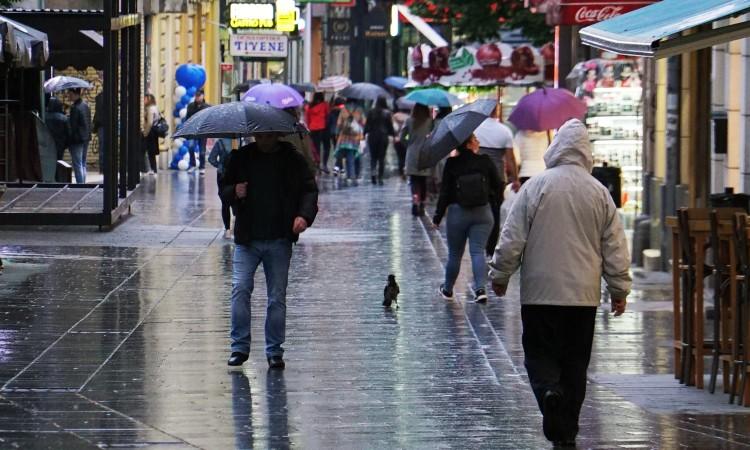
[
  {"xmin": 92, "ymin": 93, "xmax": 103, "ymax": 133},
  {"xmin": 433, "ymin": 151, "xmax": 503, "ymax": 225},
  {"xmin": 186, "ymin": 100, "xmax": 210, "ymax": 121},
  {"xmin": 221, "ymin": 141, "xmax": 319, "ymax": 244},
  {"xmin": 69, "ymin": 98, "xmax": 91, "ymax": 145},
  {"xmin": 365, "ymin": 108, "xmax": 395, "ymax": 137},
  {"xmin": 45, "ymin": 97, "xmax": 70, "ymax": 157}
]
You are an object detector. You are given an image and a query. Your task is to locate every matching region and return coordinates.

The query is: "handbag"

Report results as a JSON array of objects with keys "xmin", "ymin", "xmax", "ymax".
[{"xmin": 152, "ymin": 114, "xmax": 169, "ymax": 138}]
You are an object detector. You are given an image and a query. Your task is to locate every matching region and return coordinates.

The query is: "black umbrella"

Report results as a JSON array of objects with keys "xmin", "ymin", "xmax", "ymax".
[
  {"xmin": 339, "ymin": 82, "xmax": 392, "ymax": 102},
  {"xmin": 291, "ymin": 82, "xmax": 316, "ymax": 93},
  {"xmin": 418, "ymin": 99, "xmax": 497, "ymax": 170},
  {"xmin": 173, "ymin": 101, "xmax": 298, "ymax": 139}
]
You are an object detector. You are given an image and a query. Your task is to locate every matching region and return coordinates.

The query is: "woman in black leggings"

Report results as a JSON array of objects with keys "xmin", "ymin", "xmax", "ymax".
[{"xmin": 208, "ymin": 139, "xmax": 234, "ymax": 238}]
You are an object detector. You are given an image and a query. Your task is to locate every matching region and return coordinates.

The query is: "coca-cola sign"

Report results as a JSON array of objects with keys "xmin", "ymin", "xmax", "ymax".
[{"xmin": 553, "ymin": 1, "xmax": 656, "ymax": 26}]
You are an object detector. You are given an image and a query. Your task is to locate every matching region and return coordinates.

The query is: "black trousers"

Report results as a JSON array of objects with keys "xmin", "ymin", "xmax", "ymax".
[
  {"xmin": 217, "ymin": 173, "xmax": 231, "ymax": 230},
  {"xmin": 311, "ymin": 130, "xmax": 330, "ymax": 167},
  {"xmin": 368, "ymin": 134, "xmax": 388, "ymax": 179},
  {"xmin": 521, "ymin": 305, "xmax": 597, "ymax": 440},
  {"xmin": 486, "ymin": 181, "xmax": 506, "ymax": 256},
  {"xmin": 394, "ymin": 141, "xmax": 406, "ymax": 175}
]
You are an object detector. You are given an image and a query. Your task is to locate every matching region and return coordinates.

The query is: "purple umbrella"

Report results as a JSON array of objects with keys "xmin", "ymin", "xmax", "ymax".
[
  {"xmin": 508, "ymin": 88, "xmax": 587, "ymax": 132},
  {"xmin": 242, "ymin": 83, "xmax": 304, "ymax": 109}
]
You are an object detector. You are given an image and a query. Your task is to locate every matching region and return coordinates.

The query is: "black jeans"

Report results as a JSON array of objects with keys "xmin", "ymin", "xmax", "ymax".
[
  {"xmin": 368, "ymin": 134, "xmax": 388, "ymax": 180},
  {"xmin": 142, "ymin": 133, "xmax": 158, "ymax": 173},
  {"xmin": 486, "ymin": 181, "xmax": 506, "ymax": 256},
  {"xmin": 394, "ymin": 141, "xmax": 406, "ymax": 175},
  {"xmin": 217, "ymin": 173, "xmax": 231, "ymax": 230},
  {"xmin": 521, "ymin": 305, "xmax": 597, "ymax": 441},
  {"xmin": 311, "ymin": 130, "xmax": 330, "ymax": 168}
]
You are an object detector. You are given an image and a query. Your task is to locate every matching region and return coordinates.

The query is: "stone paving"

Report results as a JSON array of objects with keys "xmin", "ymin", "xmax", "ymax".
[{"xmin": 1, "ymin": 169, "xmax": 750, "ymax": 449}]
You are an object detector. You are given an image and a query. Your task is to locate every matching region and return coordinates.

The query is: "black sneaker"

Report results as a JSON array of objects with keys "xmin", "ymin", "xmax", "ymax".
[
  {"xmin": 267, "ymin": 355, "xmax": 285, "ymax": 370},
  {"xmin": 552, "ymin": 440, "xmax": 576, "ymax": 448},
  {"xmin": 474, "ymin": 288, "xmax": 488, "ymax": 304},
  {"xmin": 411, "ymin": 204, "xmax": 420, "ymax": 216},
  {"xmin": 371, "ymin": 176, "xmax": 377, "ymax": 185},
  {"xmin": 438, "ymin": 284, "xmax": 454, "ymax": 300},
  {"xmin": 543, "ymin": 390, "xmax": 565, "ymax": 442},
  {"xmin": 227, "ymin": 352, "xmax": 249, "ymax": 367}
]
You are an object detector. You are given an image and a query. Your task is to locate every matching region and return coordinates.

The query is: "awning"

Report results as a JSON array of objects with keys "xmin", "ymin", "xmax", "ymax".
[
  {"xmin": 0, "ymin": 14, "xmax": 49, "ymax": 68},
  {"xmin": 579, "ymin": 0, "xmax": 750, "ymax": 58},
  {"xmin": 395, "ymin": 5, "xmax": 448, "ymax": 48}
]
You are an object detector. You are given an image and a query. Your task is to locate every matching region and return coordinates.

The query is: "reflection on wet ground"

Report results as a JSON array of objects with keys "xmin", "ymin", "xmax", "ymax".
[{"xmin": 0, "ymin": 169, "xmax": 749, "ymax": 449}]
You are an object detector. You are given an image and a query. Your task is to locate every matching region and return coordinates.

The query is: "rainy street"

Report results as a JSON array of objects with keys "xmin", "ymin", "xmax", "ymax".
[{"xmin": 0, "ymin": 171, "xmax": 749, "ymax": 449}]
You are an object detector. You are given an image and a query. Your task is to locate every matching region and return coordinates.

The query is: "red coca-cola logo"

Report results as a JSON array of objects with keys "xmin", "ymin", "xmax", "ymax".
[{"xmin": 574, "ymin": 5, "xmax": 624, "ymax": 22}]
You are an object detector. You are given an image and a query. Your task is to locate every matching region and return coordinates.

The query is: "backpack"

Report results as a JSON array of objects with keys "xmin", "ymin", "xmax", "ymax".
[
  {"xmin": 152, "ymin": 114, "xmax": 169, "ymax": 138},
  {"xmin": 455, "ymin": 172, "xmax": 489, "ymax": 208}
]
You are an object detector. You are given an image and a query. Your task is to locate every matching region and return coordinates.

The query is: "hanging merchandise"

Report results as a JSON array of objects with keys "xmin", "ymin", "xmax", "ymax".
[{"xmin": 570, "ymin": 58, "xmax": 643, "ymax": 226}]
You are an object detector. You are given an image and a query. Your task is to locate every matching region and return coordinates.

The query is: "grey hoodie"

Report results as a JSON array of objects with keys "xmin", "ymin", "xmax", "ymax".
[{"xmin": 489, "ymin": 119, "xmax": 631, "ymax": 307}]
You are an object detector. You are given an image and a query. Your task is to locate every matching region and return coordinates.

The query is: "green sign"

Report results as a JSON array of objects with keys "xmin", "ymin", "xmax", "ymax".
[{"xmin": 449, "ymin": 48, "xmax": 474, "ymax": 71}]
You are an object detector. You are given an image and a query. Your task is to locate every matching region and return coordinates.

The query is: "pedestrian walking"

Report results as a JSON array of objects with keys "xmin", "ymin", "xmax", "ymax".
[
  {"xmin": 326, "ymin": 97, "xmax": 345, "ymax": 173},
  {"xmin": 475, "ymin": 117, "xmax": 518, "ymax": 257},
  {"xmin": 186, "ymin": 89, "xmax": 210, "ymax": 173},
  {"xmin": 67, "ymin": 88, "xmax": 91, "ymax": 183},
  {"xmin": 305, "ymin": 92, "xmax": 330, "ymax": 173},
  {"xmin": 222, "ymin": 132, "xmax": 318, "ymax": 369},
  {"xmin": 392, "ymin": 104, "xmax": 410, "ymax": 179},
  {"xmin": 142, "ymin": 94, "xmax": 160, "ymax": 175},
  {"xmin": 335, "ymin": 99, "xmax": 365, "ymax": 184},
  {"xmin": 514, "ymin": 129, "xmax": 549, "ymax": 184},
  {"xmin": 208, "ymin": 138, "xmax": 234, "ymax": 239},
  {"xmin": 45, "ymin": 97, "xmax": 70, "ymax": 161},
  {"xmin": 433, "ymin": 133, "xmax": 502, "ymax": 303},
  {"xmin": 489, "ymin": 119, "xmax": 630, "ymax": 447},
  {"xmin": 364, "ymin": 96, "xmax": 395, "ymax": 185},
  {"xmin": 404, "ymin": 103, "xmax": 433, "ymax": 215}
]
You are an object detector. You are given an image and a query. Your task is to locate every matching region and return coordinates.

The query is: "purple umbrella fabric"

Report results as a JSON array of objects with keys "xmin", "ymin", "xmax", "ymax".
[
  {"xmin": 242, "ymin": 83, "xmax": 304, "ymax": 109},
  {"xmin": 508, "ymin": 88, "xmax": 587, "ymax": 132}
]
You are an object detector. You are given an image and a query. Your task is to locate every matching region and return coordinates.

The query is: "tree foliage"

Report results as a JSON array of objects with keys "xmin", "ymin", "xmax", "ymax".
[
  {"xmin": 408, "ymin": 0, "xmax": 553, "ymax": 46},
  {"xmin": 0, "ymin": 0, "xmax": 20, "ymax": 7}
]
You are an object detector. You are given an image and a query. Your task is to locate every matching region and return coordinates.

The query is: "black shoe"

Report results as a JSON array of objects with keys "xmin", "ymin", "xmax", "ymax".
[
  {"xmin": 552, "ymin": 440, "xmax": 576, "ymax": 448},
  {"xmin": 267, "ymin": 355, "xmax": 285, "ymax": 369},
  {"xmin": 438, "ymin": 284, "xmax": 454, "ymax": 300},
  {"xmin": 543, "ymin": 390, "xmax": 565, "ymax": 442},
  {"xmin": 371, "ymin": 176, "xmax": 377, "ymax": 185},
  {"xmin": 411, "ymin": 204, "xmax": 420, "ymax": 216},
  {"xmin": 378, "ymin": 178, "xmax": 384, "ymax": 186},
  {"xmin": 474, "ymin": 288, "xmax": 488, "ymax": 304},
  {"xmin": 227, "ymin": 352, "xmax": 249, "ymax": 366}
]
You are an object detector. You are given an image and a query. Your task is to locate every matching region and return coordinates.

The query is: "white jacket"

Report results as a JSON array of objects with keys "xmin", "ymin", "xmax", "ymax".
[{"xmin": 489, "ymin": 119, "xmax": 631, "ymax": 307}]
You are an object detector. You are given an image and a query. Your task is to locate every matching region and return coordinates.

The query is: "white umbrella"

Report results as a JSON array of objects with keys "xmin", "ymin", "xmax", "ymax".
[
  {"xmin": 43, "ymin": 76, "xmax": 91, "ymax": 93},
  {"xmin": 317, "ymin": 75, "xmax": 352, "ymax": 92},
  {"xmin": 474, "ymin": 118, "xmax": 514, "ymax": 150}
]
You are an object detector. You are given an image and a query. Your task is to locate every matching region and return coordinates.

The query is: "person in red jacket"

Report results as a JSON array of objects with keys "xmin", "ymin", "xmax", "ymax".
[{"xmin": 304, "ymin": 92, "xmax": 330, "ymax": 172}]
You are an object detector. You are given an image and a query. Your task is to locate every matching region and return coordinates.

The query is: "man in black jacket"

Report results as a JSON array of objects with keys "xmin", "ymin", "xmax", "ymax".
[
  {"xmin": 45, "ymin": 97, "xmax": 70, "ymax": 161},
  {"xmin": 67, "ymin": 88, "xmax": 92, "ymax": 183},
  {"xmin": 185, "ymin": 90, "xmax": 210, "ymax": 173},
  {"xmin": 222, "ymin": 132, "xmax": 318, "ymax": 369}
]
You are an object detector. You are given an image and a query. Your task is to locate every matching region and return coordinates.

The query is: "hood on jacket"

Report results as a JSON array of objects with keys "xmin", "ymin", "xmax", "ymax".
[
  {"xmin": 543, "ymin": 118, "xmax": 593, "ymax": 172},
  {"xmin": 47, "ymin": 97, "xmax": 64, "ymax": 114}
]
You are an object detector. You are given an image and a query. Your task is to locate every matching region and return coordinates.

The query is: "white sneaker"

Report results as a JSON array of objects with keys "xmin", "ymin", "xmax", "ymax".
[
  {"xmin": 223, "ymin": 229, "xmax": 232, "ymax": 240},
  {"xmin": 187, "ymin": 167, "xmax": 196, "ymax": 173},
  {"xmin": 199, "ymin": 168, "xmax": 206, "ymax": 175}
]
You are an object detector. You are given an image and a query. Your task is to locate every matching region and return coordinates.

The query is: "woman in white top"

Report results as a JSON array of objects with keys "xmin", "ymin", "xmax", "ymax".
[
  {"xmin": 514, "ymin": 130, "xmax": 549, "ymax": 184},
  {"xmin": 142, "ymin": 94, "xmax": 160, "ymax": 174}
]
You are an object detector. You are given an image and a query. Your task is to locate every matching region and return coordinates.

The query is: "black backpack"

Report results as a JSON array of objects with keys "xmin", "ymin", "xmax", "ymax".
[
  {"xmin": 455, "ymin": 172, "xmax": 488, "ymax": 208},
  {"xmin": 152, "ymin": 114, "xmax": 169, "ymax": 138}
]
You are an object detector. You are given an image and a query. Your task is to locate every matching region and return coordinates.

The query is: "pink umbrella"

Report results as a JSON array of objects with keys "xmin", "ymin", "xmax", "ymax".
[
  {"xmin": 242, "ymin": 83, "xmax": 304, "ymax": 109},
  {"xmin": 508, "ymin": 88, "xmax": 587, "ymax": 132}
]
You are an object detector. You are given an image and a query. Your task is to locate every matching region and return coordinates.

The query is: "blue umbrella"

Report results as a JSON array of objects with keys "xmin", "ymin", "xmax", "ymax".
[
  {"xmin": 384, "ymin": 76, "xmax": 408, "ymax": 90},
  {"xmin": 418, "ymin": 99, "xmax": 496, "ymax": 170},
  {"xmin": 404, "ymin": 88, "xmax": 463, "ymax": 108}
]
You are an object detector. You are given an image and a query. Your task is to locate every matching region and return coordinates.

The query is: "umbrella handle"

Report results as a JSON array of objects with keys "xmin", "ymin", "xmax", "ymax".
[{"xmin": 546, "ymin": 129, "xmax": 551, "ymax": 145}]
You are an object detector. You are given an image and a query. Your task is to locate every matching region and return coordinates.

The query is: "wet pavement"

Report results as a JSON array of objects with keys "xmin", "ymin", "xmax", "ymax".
[{"xmin": 1, "ymin": 167, "xmax": 750, "ymax": 449}]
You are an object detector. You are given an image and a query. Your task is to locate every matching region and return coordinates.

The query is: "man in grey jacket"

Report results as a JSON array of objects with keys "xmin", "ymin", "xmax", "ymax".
[{"xmin": 489, "ymin": 119, "xmax": 631, "ymax": 447}]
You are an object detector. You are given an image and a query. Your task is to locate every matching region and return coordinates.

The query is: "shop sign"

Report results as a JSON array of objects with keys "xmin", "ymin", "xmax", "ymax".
[
  {"xmin": 230, "ymin": 34, "xmax": 288, "ymax": 58},
  {"xmin": 229, "ymin": 3, "xmax": 275, "ymax": 29},
  {"xmin": 275, "ymin": 0, "xmax": 297, "ymax": 32},
  {"xmin": 327, "ymin": 18, "xmax": 353, "ymax": 46},
  {"xmin": 364, "ymin": 6, "xmax": 388, "ymax": 40},
  {"xmin": 553, "ymin": 1, "xmax": 656, "ymax": 26}
]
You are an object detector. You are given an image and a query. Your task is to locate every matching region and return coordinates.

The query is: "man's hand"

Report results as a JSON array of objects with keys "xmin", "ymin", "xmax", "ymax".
[
  {"xmin": 611, "ymin": 298, "xmax": 627, "ymax": 316},
  {"xmin": 492, "ymin": 282, "xmax": 507, "ymax": 297},
  {"xmin": 293, "ymin": 216, "xmax": 309, "ymax": 234},
  {"xmin": 511, "ymin": 180, "xmax": 521, "ymax": 193},
  {"xmin": 235, "ymin": 182, "xmax": 248, "ymax": 199}
]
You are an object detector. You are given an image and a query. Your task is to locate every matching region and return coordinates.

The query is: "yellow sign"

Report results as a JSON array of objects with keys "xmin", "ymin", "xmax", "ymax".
[
  {"xmin": 229, "ymin": 3, "xmax": 275, "ymax": 29},
  {"xmin": 275, "ymin": 0, "xmax": 297, "ymax": 33}
]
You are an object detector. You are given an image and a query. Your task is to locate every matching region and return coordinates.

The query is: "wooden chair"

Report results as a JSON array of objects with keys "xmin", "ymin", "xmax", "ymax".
[{"xmin": 731, "ymin": 213, "xmax": 750, "ymax": 405}]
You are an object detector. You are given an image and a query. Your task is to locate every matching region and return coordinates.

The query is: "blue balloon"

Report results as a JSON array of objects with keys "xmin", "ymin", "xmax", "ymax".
[
  {"xmin": 181, "ymin": 94, "xmax": 192, "ymax": 105},
  {"xmin": 175, "ymin": 64, "xmax": 207, "ymax": 89},
  {"xmin": 179, "ymin": 145, "xmax": 189, "ymax": 155},
  {"xmin": 187, "ymin": 86, "xmax": 197, "ymax": 96}
]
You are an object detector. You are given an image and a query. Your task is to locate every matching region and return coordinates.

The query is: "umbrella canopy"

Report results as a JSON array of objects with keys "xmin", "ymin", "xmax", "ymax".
[
  {"xmin": 0, "ymin": 15, "xmax": 49, "ymax": 68},
  {"xmin": 404, "ymin": 88, "xmax": 463, "ymax": 108},
  {"xmin": 474, "ymin": 118, "xmax": 514, "ymax": 150},
  {"xmin": 242, "ymin": 83, "xmax": 304, "ymax": 109},
  {"xmin": 384, "ymin": 76, "xmax": 408, "ymax": 90},
  {"xmin": 317, "ymin": 75, "xmax": 352, "ymax": 92},
  {"xmin": 339, "ymin": 82, "xmax": 392, "ymax": 102},
  {"xmin": 419, "ymin": 99, "xmax": 497, "ymax": 170},
  {"xmin": 43, "ymin": 76, "xmax": 91, "ymax": 93},
  {"xmin": 395, "ymin": 97, "xmax": 416, "ymax": 111},
  {"xmin": 290, "ymin": 82, "xmax": 316, "ymax": 93},
  {"xmin": 174, "ymin": 101, "xmax": 298, "ymax": 139},
  {"xmin": 508, "ymin": 88, "xmax": 587, "ymax": 132}
]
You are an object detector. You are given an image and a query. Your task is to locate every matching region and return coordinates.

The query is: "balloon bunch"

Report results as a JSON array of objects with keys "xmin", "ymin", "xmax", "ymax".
[{"xmin": 170, "ymin": 64, "xmax": 207, "ymax": 170}]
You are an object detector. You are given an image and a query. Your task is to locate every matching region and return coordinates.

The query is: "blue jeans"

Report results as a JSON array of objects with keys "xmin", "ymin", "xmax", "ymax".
[
  {"xmin": 444, "ymin": 203, "xmax": 493, "ymax": 292},
  {"xmin": 69, "ymin": 141, "xmax": 89, "ymax": 183},
  {"xmin": 189, "ymin": 138, "xmax": 206, "ymax": 169},
  {"xmin": 231, "ymin": 240, "xmax": 293, "ymax": 357}
]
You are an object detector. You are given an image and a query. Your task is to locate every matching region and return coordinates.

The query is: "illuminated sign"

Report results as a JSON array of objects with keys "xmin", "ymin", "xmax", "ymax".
[
  {"xmin": 275, "ymin": 0, "xmax": 297, "ymax": 32},
  {"xmin": 229, "ymin": 3, "xmax": 275, "ymax": 29}
]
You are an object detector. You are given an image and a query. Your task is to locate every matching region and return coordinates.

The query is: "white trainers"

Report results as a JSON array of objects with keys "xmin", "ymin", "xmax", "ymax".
[
  {"xmin": 223, "ymin": 229, "xmax": 232, "ymax": 240},
  {"xmin": 187, "ymin": 167, "xmax": 196, "ymax": 173},
  {"xmin": 199, "ymin": 168, "xmax": 206, "ymax": 175}
]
